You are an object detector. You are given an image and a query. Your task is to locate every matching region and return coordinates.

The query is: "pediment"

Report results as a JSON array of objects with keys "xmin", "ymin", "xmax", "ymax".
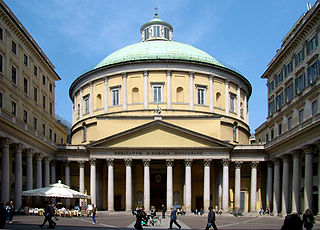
[{"xmin": 88, "ymin": 120, "xmax": 233, "ymax": 149}]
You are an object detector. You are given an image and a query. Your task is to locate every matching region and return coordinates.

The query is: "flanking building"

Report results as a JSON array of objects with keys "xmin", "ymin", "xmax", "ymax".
[
  {"xmin": 0, "ymin": 0, "xmax": 67, "ymax": 210},
  {"xmin": 255, "ymin": 1, "xmax": 320, "ymax": 215}
]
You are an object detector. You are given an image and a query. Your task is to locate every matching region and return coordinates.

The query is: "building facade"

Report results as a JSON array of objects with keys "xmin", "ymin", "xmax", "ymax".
[
  {"xmin": 0, "ymin": 0, "xmax": 67, "ymax": 210},
  {"xmin": 255, "ymin": 1, "xmax": 320, "ymax": 215}
]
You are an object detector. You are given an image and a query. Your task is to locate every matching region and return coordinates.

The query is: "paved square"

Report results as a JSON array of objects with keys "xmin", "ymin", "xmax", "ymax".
[{"xmin": 3, "ymin": 213, "xmax": 320, "ymax": 229}]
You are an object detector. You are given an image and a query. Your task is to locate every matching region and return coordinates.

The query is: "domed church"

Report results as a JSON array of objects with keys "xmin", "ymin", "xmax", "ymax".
[{"xmin": 60, "ymin": 13, "xmax": 265, "ymax": 213}]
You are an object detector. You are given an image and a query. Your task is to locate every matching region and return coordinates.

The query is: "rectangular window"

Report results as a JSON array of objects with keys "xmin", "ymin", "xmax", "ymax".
[
  {"xmin": 306, "ymin": 34, "xmax": 318, "ymax": 55},
  {"xmin": 11, "ymin": 101, "xmax": 16, "ymax": 116},
  {"xmin": 153, "ymin": 26, "xmax": 160, "ymax": 37},
  {"xmin": 34, "ymin": 65, "xmax": 37, "ymax": 76},
  {"xmin": 268, "ymin": 99, "xmax": 275, "ymax": 116},
  {"xmin": 49, "ymin": 128, "xmax": 52, "ymax": 140},
  {"xmin": 268, "ymin": 80, "xmax": 274, "ymax": 93},
  {"xmin": 285, "ymin": 83, "xmax": 293, "ymax": 103},
  {"xmin": 271, "ymin": 129, "xmax": 274, "ymax": 140},
  {"xmin": 144, "ymin": 28, "xmax": 149, "ymax": 40},
  {"xmin": 275, "ymin": 71, "xmax": 283, "ymax": 86},
  {"xmin": 42, "ymin": 75, "xmax": 46, "ymax": 85},
  {"xmin": 295, "ymin": 73, "xmax": 305, "ymax": 95},
  {"xmin": 34, "ymin": 87, "xmax": 38, "ymax": 102},
  {"xmin": 299, "ymin": 109, "xmax": 304, "ymax": 123},
  {"xmin": 275, "ymin": 91, "xmax": 283, "ymax": 110},
  {"xmin": 42, "ymin": 123, "xmax": 46, "ymax": 136},
  {"xmin": 50, "ymin": 102, "xmax": 53, "ymax": 115},
  {"xmin": 11, "ymin": 41, "xmax": 16, "ymax": 54},
  {"xmin": 33, "ymin": 117, "xmax": 37, "ymax": 130},
  {"xmin": 0, "ymin": 92, "xmax": 2, "ymax": 108},
  {"xmin": 230, "ymin": 94, "xmax": 236, "ymax": 112},
  {"xmin": 288, "ymin": 117, "xmax": 292, "ymax": 130},
  {"xmin": 54, "ymin": 133, "xmax": 57, "ymax": 143},
  {"xmin": 312, "ymin": 100, "xmax": 318, "ymax": 116},
  {"xmin": 0, "ymin": 54, "xmax": 3, "ymax": 72},
  {"xmin": 42, "ymin": 95, "xmax": 46, "ymax": 109},
  {"xmin": 278, "ymin": 123, "xmax": 282, "ymax": 135},
  {"xmin": 295, "ymin": 48, "xmax": 305, "ymax": 66},
  {"xmin": 266, "ymin": 134, "xmax": 269, "ymax": 143},
  {"xmin": 11, "ymin": 65, "xmax": 17, "ymax": 84},
  {"xmin": 152, "ymin": 85, "xmax": 162, "ymax": 103},
  {"xmin": 197, "ymin": 88, "xmax": 205, "ymax": 105},
  {"xmin": 83, "ymin": 95, "xmax": 89, "ymax": 113},
  {"xmin": 23, "ymin": 77, "xmax": 28, "ymax": 94},
  {"xmin": 164, "ymin": 28, "xmax": 169, "ymax": 39},
  {"xmin": 0, "ymin": 27, "xmax": 3, "ymax": 41},
  {"xmin": 111, "ymin": 88, "xmax": 120, "ymax": 106},
  {"xmin": 23, "ymin": 54, "xmax": 28, "ymax": 66},
  {"xmin": 49, "ymin": 83, "xmax": 53, "ymax": 93},
  {"xmin": 307, "ymin": 62, "xmax": 318, "ymax": 85},
  {"xmin": 23, "ymin": 110, "xmax": 28, "ymax": 124},
  {"xmin": 284, "ymin": 61, "xmax": 293, "ymax": 77}
]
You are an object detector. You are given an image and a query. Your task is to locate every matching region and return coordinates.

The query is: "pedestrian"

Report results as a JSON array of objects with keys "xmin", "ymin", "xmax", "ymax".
[
  {"xmin": 162, "ymin": 204, "xmax": 166, "ymax": 219},
  {"xmin": 303, "ymin": 208, "xmax": 315, "ymax": 230},
  {"xmin": 205, "ymin": 206, "xmax": 218, "ymax": 230},
  {"xmin": 40, "ymin": 201, "xmax": 56, "ymax": 229},
  {"xmin": 0, "ymin": 202, "xmax": 7, "ymax": 229},
  {"xmin": 91, "ymin": 204, "xmax": 97, "ymax": 224},
  {"xmin": 134, "ymin": 208, "xmax": 145, "ymax": 230},
  {"xmin": 169, "ymin": 207, "xmax": 181, "ymax": 229},
  {"xmin": 280, "ymin": 213, "xmax": 302, "ymax": 230},
  {"xmin": 5, "ymin": 200, "xmax": 14, "ymax": 224}
]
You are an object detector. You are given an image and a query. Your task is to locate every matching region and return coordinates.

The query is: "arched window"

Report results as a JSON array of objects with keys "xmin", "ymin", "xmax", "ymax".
[
  {"xmin": 132, "ymin": 87, "xmax": 139, "ymax": 103},
  {"xmin": 176, "ymin": 87, "xmax": 184, "ymax": 103},
  {"xmin": 216, "ymin": 92, "xmax": 221, "ymax": 107},
  {"xmin": 96, "ymin": 94, "xmax": 102, "ymax": 109}
]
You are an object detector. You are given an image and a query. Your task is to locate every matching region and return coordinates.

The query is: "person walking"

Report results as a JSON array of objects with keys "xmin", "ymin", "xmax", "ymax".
[
  {"xmin": 134, "ymin": 208, "xmax": 145, "ymax": 230},
  {"xmin": 169, "ymin": 207, "xmax": 181, "ymax": 229},
  {"xmin": 40, "ymin": 201, "xmax": 56, "ymax": 229},
  {"xmin": 205, "ymin": 206, "xmax": 218, "ymax": 230},
  {"xmin": 0, "ymin": 202, "xmax": 7, "ymax": 229},
  {"xmin": 91, "ymin": 204, "xmax": 97, "ymax": 224},
  {"xmin": 162, "ymin": 204, "xmax": 166, "ymax": 219},
  {"xmin": 303, "ymin": 209, "xmax": 315, "ymax": 230},
  {"xmin": 5, "ymin": 201, "xmax": 14, "ymax": 224}
]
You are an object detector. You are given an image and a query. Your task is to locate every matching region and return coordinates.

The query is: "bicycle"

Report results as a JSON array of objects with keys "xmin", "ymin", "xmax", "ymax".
[{"xmin": 146, "ymin": 215, "xmax": 161, "ymax": 226}]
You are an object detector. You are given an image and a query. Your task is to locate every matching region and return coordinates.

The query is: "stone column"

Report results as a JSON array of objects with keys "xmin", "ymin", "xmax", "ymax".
[
  {"xmin": 36, "ymin": 154, "xmax": 43, "ymax": 189},
  {"xmin": 304, "ymin": 146, "xmax": 313, "ymax": 210},
  {"xmin": 237, "ymin": 86, "xmax": 241, "ymax": 119},
  {"xmin": 166, "ymin": 159, "xmax": 174, "ymax": 211},
  {"xmin": 26, "ymin": 149, "xmax": 34, "ymax": 191},
  {"xmin": 250, "ymin": 161, "xmax": 258, "ymax": 213},
  {"xmin": 244, "ymin": 94, "xmax": 248, "ymax": 123},
  {"xmin": 79, "ymin": 89, "xmax": 83, "ymax": 120},
  {"xmin": 78, "ymin": 161, "xmax": 85, "ymax": 207},
  {"xmin": 273, "ymin": 159, "xmax": 281, "ymax": 215},
  {"xmin": 144, "ymin": 71, "xmax": 149, "ymax": 109},
  {"xmin": 65, "ymin": 161, "xmax": 70, "ymax": 208},
  {"xmin": 44, "ymin": 158, "xmax": 50, "ymax": 187},
  {"xmin": 122, "ymin": 72, "xmax": 127, "ymax": 110},
  {"xmin": 203, "ymin": 159, "xmax": 211, "ymax": 212},
  {"xmin": 185, "ymin": 159, "xmax": 193, "ymax": 213},
  {"xmin": 50, "ymin": 160, "xmax": 56, "ymax": 184},
  {"xmin": 266, "ymin": 162, "xmax": 273, "ymax": 210},
  {"xmin": 14, "ymin": 144, "xmax": 23, "ymax": 211},
  {"xmin": 167, "ymin": 70, "xmax": 172, "ymax": 109},
  {"xmin": 222, "ymin": 159, "xmax": 230, "ymax": 212},
  {"xmin": 125, "ymin": 159, "xmax": 132, "ymax": 212},
  {"xmin": 104, "ymin": 77, "xmax": 109, "ymax": 113},
  {"xmin": 209, "ymin": 75, "xmax": 214, "ymax": 113},
  {"xmin": 107, "ymin": 159, "xmax": 114, "ymax": 211},
  {"xmin": 90, "ymin": 159, "xmax": 96, "ymax": 205},
  {"xmin": 1, "ymin": 138, "xmax": 11, "ymax": 203},
  {"xmin": 90, "ymin": 82, "xmax": 93, "ymax": 116},
  {"xmin": 234, "ymin": 161, "xmax": 242, "ymax": 210},
  {"xmin": 292, "ymin": 151, "xmax": 300, "ymax": 213},
  {"xmin": 225, "ymin": 80, "xmax": 229, "ymax": 116},
  {"xmin": 143, "ymin": 159, "xmax": 151, "ymax": 211},
  {"xmin": 281, "ymin": 156, "xmax": 290, "ymax": 215},
  {"xmin": 189, "ymin": 72, "xmax": 194, "ymax": 110}
]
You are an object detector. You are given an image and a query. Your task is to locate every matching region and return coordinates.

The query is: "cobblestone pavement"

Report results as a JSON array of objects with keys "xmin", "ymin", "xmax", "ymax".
[{"xmin": 3, "ymin": 213, "xmax": 320, "ymax": 229}]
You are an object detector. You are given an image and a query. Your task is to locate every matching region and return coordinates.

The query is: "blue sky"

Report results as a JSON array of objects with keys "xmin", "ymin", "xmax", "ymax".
[{"xmin": 4, "ymin": 0, "xmax": 316, "ymax": 133}]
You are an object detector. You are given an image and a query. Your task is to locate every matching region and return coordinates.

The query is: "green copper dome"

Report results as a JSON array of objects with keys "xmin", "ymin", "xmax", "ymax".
[{"xmin": 93, "ymin": 40, "xmax": 224, "ymax": 69}]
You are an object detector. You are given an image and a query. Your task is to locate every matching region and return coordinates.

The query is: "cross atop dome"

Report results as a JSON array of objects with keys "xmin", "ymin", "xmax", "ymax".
[{"xmin": 154, "ymin": 7, "xmax": 159, "ymax": 18}]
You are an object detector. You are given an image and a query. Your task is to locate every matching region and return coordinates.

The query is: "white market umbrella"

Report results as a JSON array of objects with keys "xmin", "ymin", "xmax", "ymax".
[{"xmin": 22, "ymin": 180, "xmax": 91, "ymax": 199}]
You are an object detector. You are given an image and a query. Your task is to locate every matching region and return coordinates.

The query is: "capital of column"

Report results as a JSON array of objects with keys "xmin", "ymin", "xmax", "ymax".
[
  {"xmin": 14, "ymin": 143, "xmax": 24, "ymax": 152},
  {"xmin": 89, "ymin": 158, "xmax": 96, "ymax": 166},
  {"xmin": 281, "ymin": 155, "xmax": 290, "ymax": 162},
  {"xmin": 143, "ymin": 159, "xmax": 150, "ymax": 167},
  {"xmin": 189, "ymin": 71, "xmax": 194, "ymax": 78},
  {"xmin": 184, "ymin": 159, "xmax": 193, "ymax": 167},
  {"xmin": 221, "ymin": 158, "xmax": 230, "ymax": 167},
  {"xmin": 267, "ymin": 161, "xmax": 273, "ymax": 167},
  {"xmin": 25, "ymin": 148, "xmax": 35, "ymax": 157},
  {"xmin": 234, "ymin": 161, "xmax": 243, "ymax": 169},
  {"xmin": 121, "ymin": 72, "xmax": 127, "ymax": 78},
  {"xmin": 44, "ymin": 157, "xmax": 51, "ymax": 165},
  {"xmin": 302, "ymin": 145, "xmax": 315, "ymax": 155},
  {"xmin": 78, "ymin": 160, "xmax": 85, "ymax": 168},
  {"xmin": 143, "ymin": 71, "xmax": 148, "ymax": 77},
  {"xmin": 50, "ymin": 160, "xmax": 56, "ymax": 167},
  {"xmin": 124, "ymin": 158, "xmax": 132, "ymax": 167},
  {"xmin": 292, "ymin": 150, "xmax": 301, "ymax": 159},
  {"xmin": 272, "ymin": 158, "xmax": 281, "ymax": 166},
  {"xmin": 204, "ymin": 159, "xmax": 212, "ymax": 167},
  {"xmin": 250, "ymin": 161, "xmax": 259, "ymax": 169},
  {"xmin": 107, "ymin": 158, "xmax": 114, "ymax": 166},
  {"xmin": 209, "ymin": 74, "xmax": 214, "ymax": 80},
  {"xmin": 1, "ymin": 137, "xmax": 12, "ymax": 147},
  {"xmin": 36, "ymin": 153, "xmax": 44, "ymax": 161},
  {"xmin": 64, "ymin": 160, "xmax": 70, "ymax": 166},
  {"xmin": 166, "ymin": 159, "xmax": 174, "ymax": 167},
  {"xmin": 166, "ymin": 70, "xmax": 171, "ymax": 76}
]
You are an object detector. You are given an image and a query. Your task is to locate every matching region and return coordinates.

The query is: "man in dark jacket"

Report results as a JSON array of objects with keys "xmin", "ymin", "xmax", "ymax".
[
  {"xmin": 169, "ymin": 207, "xmax": 181, "ymax": 229},
  {"xmin": 162, "ymin": 204, "xmax": 166, "ymax": 219},
  {"xmin": 205, "ymin": 206, "xmax": 218, "ymax": 230},
  {"xmin": 40, "ymin": 201, "xmax": 56, "ymax": 229}
]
